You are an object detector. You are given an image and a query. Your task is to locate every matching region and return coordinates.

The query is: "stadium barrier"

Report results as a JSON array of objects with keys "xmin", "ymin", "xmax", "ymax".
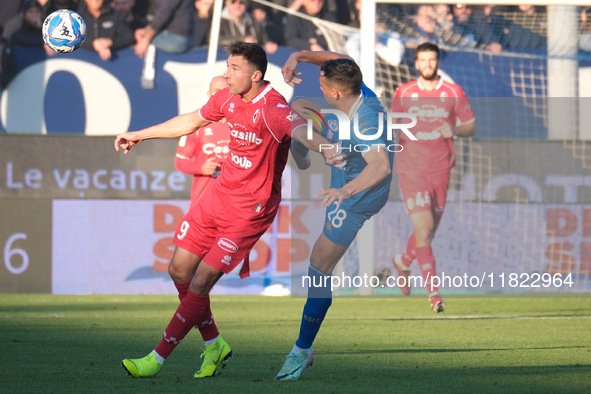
[{"xmin": 1, "ymin": 134, "xmax": 589, "ymax": 294}]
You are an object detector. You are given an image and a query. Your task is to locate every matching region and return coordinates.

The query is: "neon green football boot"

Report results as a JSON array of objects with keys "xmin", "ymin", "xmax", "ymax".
[
  {"xmin": 122, "ymin": 353, "xmax": 162, "ymax": 378},
  {"xmin": 194, "ymin": 336, "xmax": 233, "ymax": 378}
]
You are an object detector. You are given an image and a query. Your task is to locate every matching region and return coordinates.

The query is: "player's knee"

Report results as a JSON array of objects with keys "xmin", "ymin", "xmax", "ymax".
[
  {"xmin": 167, "ymin": 262, "xmax": 181, "ymax": 281},
  {"xmin": 168, "ymin": 260, "xmax": 191, "ymax": 282},
  {"xmin": 191, "ymin": 272, "xmax": 218, "ymax": 295},
  {"xmin": 414, "ymin": 227, "xmax": 434, "ymax": 244}
]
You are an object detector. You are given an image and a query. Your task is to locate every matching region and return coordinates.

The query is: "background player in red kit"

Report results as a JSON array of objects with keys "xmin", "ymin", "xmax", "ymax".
[
  {"xmin": 175, "ymin": 76, "xmax": 230, "ymax": 208},
  {"xmin": 390, "ymin": 42, "xmax": 476, "ymax": 313},
  {"xmin": 115, "ymin": 42, "xmax": 335, "ymax": 379}
]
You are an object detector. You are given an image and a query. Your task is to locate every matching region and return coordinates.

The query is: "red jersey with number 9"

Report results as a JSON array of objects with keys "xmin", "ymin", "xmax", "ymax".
[
  {"xmin": 199, "ymin": 82, "xmax": 305, "ymax": 216},
  {"xmin": 391, "ymin": 77, "xmax": 475, "ymax": 175}
]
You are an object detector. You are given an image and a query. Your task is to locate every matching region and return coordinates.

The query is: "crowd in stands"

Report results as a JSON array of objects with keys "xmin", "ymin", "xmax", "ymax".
[{"xmin": 0, "ymin": 1, "xmax": 585, "ymax": 88}]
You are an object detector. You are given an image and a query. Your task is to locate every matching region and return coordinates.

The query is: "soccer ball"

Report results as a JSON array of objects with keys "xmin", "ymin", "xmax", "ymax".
[{"xmin": 42, "ymin": 9, "xmax": 86, "ymax": 53}]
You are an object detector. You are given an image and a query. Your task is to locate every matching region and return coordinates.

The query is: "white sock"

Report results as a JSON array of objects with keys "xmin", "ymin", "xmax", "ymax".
[
  {"xmin": 204, "ymin": 336, "xmax": 219, "ymax": 347},
  {"xmin": 291, "ymin": 344, "xmax": 311, "ymax": 356},
  {"xmin": 151, "ymin": 350, "xmax": 165, "ymax": 363}
]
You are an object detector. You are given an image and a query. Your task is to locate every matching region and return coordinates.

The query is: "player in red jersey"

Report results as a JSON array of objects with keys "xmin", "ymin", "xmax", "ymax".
[
  {"xmin": 115, "ymin": 42, "xmax": 336, "ymax": 379},
  {"xmin": 390, "ymin": 42, "xmax": 476, "ymax": 313},
  {"xmin": 175, "ymin": 76, "xmax": 230, "ymax": 208}
]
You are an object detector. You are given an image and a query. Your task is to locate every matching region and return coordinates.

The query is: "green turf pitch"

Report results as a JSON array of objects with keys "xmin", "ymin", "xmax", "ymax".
[{"xmin": 0, "ymin": 295, "xmax": 589, "ymax": 393}]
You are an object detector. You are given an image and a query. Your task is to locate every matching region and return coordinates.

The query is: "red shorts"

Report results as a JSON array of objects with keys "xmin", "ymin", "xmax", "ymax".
[
  {"xmin": 398, "ymin": 172, "xmax": 450, "ymax": 216},
  {"xmin": 173, "ymin": 188, "xmax": 277, "ymax": 278}
]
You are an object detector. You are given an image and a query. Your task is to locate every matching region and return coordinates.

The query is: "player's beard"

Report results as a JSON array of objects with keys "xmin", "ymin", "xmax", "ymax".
[{"xmin": 419, "ymin": 65, "xmax": 439, "ymax": 81}]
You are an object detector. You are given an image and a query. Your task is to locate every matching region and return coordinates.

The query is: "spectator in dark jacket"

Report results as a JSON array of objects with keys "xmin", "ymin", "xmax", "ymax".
[
  {"xmin": 112, "ymin": 0, "xmax": 147, "ymax": 32},
  {"xmin": 1, "ymin": 0, "xmax": 49, "ymax": 88},
  {"xmin": 284, "ymin": 0, "xmax": 336, "ymax": 51},
  {"xmin": 250, "ymin": 2, "xmax": 281, "ymax": 52},
  {"xmin": 77, "ymin": 0, "xmax": 135, "ymax": 60},
  {"xmin": 134, "ymin": 0, "xmax": 194, "ymax": 57},
  {"xmin": 0, "ymin": 0, "xmax": 25, "ymax": 38},
  {"xmin": 218, "ymin": 0, "xmax": 260, "ymax": 47},
  {"xmin": 218, "ymin": 0, "xmax": 277, "ymax": 53},
  {"xmin": 7, "ymin": 0, "xmax": 45, "ymax": 48},
  {"xmin": 44, "ymin": 0, "xmax": 79, "ymax": 18},
  {"xmin": 193, "ymin": 0, "xmax": 213, "ymax": 47}
]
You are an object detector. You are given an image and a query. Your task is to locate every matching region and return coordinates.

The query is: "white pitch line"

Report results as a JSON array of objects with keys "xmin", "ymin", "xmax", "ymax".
[{"xmin": 387, "ymin": 314, "xmax": 591, "ymax": 320}]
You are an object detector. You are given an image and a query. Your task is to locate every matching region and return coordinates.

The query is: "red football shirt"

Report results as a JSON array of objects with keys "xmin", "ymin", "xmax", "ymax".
[
  {"xmin": 391, "ymin": 77, "xmax": 475, "ymax": 175},
  {"xmin": 199, "ymin": 83, "xmax": 303, "ymax": 215},
  {"xmin": 175, "ymin": 122, "xmax": 231, "ymax": 207}
]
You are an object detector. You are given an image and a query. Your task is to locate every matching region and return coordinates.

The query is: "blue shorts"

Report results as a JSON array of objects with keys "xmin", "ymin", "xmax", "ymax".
[{"xmin": 322, "ymin": 201, "xmax": 373, "ymax": 247}]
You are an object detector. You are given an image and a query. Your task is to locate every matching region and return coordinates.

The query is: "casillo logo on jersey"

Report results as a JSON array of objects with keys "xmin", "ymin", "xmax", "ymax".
[
  {"xmin": 218, "ymin": 238, "xmax": 239, "ymax": 253},
  {"xmin": 231, "ymin": 152, "xmax": 252, "ymax": 169},
  {"xmin": 408, "ymin": 105, "xmax": 449, "ymax": 120},
  {"xmin": 202, "ymin": 143, "xmax": 230, "ymax": 155},
  {"xmin": 231, "ymin": 129, "xmax": 263, "ymax": 145}
]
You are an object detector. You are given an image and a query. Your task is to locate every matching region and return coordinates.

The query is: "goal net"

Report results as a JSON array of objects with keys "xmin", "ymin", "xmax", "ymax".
[{"xmin": 254, "ymin": 0, "xmax": 591, "ymax": 295}]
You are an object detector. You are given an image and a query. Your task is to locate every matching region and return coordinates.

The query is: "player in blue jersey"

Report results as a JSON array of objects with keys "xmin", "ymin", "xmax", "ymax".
[{"xmin": 276, "ymin": 51, "xmax": 394, "ymax": 381}]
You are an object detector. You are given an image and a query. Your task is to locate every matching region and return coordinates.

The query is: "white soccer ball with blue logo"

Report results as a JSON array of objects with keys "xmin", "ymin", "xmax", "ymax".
[{"xmin": 42, "ymin": 9, "xmax": 86, "ymax": 53}]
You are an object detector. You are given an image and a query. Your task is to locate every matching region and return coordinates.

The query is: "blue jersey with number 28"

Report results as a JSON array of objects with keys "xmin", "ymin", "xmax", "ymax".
[{"xmin": 322, "ymin": 83, "xmax": 393, "ymax": 215}]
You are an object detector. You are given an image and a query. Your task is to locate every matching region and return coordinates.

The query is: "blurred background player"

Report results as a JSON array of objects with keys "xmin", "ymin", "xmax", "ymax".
[
  {"xmin": 175, "ymin": 75, "xmax": 230, "ymax": 209},
  {"xmin": 390, "ymin": 42, "xmax": 476, "ymax": 313},
  {"xmin": 275, "ymin": 51, "xmax": 392, "ymax": 381}
]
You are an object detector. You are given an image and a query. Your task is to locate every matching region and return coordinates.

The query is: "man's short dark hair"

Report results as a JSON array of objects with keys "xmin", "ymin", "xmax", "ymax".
[
  {"xmin": 320, "ymin": 58, "xmax": 362, "ymax": 95},
  {"xmin": 227, "ymin": 41, "xmax": 268, "ymax": 78},
  {"xmin": 416, "ymin": 42, "xmax": 440, "ymax": 60}
]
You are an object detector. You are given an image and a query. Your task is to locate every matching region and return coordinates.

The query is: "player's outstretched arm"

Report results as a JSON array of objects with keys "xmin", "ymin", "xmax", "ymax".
[
  {"xmin": 290, "ymin": 98, "xmax": 340, "ymax": 164},
  {"xmin": 320, "ymin": 147, "xmax": 391, "ymax": 207},
  {"xmin": 454, "ymin": 119, "xmax": 476, "ymax": 138},
  {"xmin": 115, "ymin": 110, "xmax": 210, "ymax": 154},
  {"xmin": 291, "ymin": 124, "xmax": 338, "ymax": 159},
  {"xmin": 434, "ymin": 118, "xmax": 476, "ymax": 139},
  {"xmin": 282, "ymin": 51, "xmax": 354, "ymax": 86}
]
